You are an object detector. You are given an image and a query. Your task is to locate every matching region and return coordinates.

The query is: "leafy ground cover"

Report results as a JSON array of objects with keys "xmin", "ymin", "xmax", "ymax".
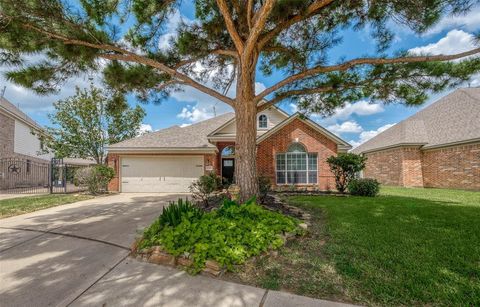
[
  {"xmin": 138, "ymin": 198, "xmax": 301, "ymax": 273},
  {"xmin": 0, "ymin": 194, "xmax": 94, "ymax": 218},
  {"xmin": 224, "ymin": 186, "xmax": 480, "ymax": 306}
]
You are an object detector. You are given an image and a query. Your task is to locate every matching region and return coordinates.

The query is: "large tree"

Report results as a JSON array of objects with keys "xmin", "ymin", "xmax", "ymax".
[
  {"xmin": 40, "ymin": 85, "xmax": 145, "ymax": 164},
  {"xmin": 1, "ymin": 1, "xmax": 479, "ymax": 200}
]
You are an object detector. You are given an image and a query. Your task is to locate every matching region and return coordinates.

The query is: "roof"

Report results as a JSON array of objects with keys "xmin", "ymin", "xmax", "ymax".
[
  {"xmin": 257, "ymin": 113, "xmax": 352, "ymax": 150},
  {"xmin": 352, "ymin": 88, "xmax": 480, "ymax": 153},
  {"xmin": 109, "ymin": 112, "xmax": 235, "ymax": 151},
  {"xmin": 0, "ymin": 97, "xmax": 44, "ymax": 131}
]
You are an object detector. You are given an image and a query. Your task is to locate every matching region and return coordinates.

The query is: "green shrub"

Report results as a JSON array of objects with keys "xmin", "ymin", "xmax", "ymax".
[
  {"xmin": 140, "ymin": 198, "xmax": 300, "ymax": 273},
  {"xmin": 327, "ymin": 153, "xmax": 367, "ymax": 193},
  {"xmin": 159, "ymin": 198, "xmax": 204, "ymax": 228},
  {"xmin": 348, "ymin": 178, "xmax": 380, "ymax": 197},
  {"xmin": 258, "ymin": 175, "xmax": 272, "ymax": 203},
  {"xmin": 74, "ymin": 165, "xmax": 114, "ymax": 194},
  {"xmin": 189, "ymin": 172, "xmax": 223, "ymax": 207}
]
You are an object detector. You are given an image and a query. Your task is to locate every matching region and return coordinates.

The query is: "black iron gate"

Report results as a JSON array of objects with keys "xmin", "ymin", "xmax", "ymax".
[{"xmin": 0, "ymin": 158, "xmax": 89, "ymax": 194}]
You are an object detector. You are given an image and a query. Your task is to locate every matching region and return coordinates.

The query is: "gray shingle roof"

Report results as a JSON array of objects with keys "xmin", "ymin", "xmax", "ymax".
[
  {"xmin": 109, "ymin": 112, "xmax": 235, "ymax": 149},
  {"xmin": 0, "ymin": 97, "xmax": 44, "ymax": 131},
  {"xmin": 352, "ymin": 88, "xmax": 480, "ymax": 153}
]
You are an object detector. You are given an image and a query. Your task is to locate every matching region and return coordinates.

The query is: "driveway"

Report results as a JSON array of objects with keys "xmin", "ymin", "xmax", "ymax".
[{"xmin": 0, "ymin": 193, "xmax": 353, "ymax": 307}]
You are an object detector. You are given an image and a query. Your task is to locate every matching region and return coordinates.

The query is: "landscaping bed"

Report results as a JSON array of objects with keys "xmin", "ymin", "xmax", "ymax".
[
  {"xmin": 132, "ymin": 198, "xmax": 308, "ymax": 276},
  {"xmin": 222, "ymin": 186, "xmax": 480, "ymax": 306}
]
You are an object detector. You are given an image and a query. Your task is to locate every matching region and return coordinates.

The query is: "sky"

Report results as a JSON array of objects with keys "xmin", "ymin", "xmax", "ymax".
[{"xmin": 1, "ymin": 2, "xmax": 479, "ymax": 148}]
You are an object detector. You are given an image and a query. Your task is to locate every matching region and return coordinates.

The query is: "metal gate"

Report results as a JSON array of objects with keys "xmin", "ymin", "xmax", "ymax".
[{"xmin": 0, "ymin": 158, "xmax": 89, "ymax": 194}]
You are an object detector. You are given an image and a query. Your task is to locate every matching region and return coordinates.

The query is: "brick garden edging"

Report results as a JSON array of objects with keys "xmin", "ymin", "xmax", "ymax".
[{"xmin": 130, "ymin": 196, "xmax": 311, "ymax": 277}]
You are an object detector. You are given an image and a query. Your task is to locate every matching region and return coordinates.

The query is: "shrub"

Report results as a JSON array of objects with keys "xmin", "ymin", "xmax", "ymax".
[
  {"xmin": 348, "ymin": 178, "xmax": 380, "ymax": 197},
  {"xmin": 327, "ymin": 153, "xmax": 367, "ymax": 193},
  {"xmin": 74, "ymin": 165, "xmax": 114, "ymax": 194},
  {"xmin": 258, "ymin": 175, "xmax": 271, "ymax": 203},
  {"xmin": 189, "ymin": 172, "xmax": 223, "ymax": 207},
  {"xmin": 140, "ymin": 198, "xmax": 300, "ymax": 273}
]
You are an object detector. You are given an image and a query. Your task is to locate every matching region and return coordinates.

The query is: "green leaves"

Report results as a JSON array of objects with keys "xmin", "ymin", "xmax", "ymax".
[
  {"xmin": 140, "ymin": 198, "xmax": 300, "ymax": 273},
  {"xmin": 327, "ymin": 153, "xmax": 367, "ymax": 193},
  {"xmin": 43, "ymin": 85, "xmax": 145, "ymax": 163}
]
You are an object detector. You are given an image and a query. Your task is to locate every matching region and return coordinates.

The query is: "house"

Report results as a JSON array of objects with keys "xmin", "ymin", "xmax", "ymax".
[
  {"xmin": 352, "ymin": 87, "xmax": 480, "ymax": 190},
  {"xmin": 106, "ymin": 107, "xmax": 352, "ymax": 192},
  {"xmin": 0, "ymin": 97, "xmax": 51, "ymax": 162}
]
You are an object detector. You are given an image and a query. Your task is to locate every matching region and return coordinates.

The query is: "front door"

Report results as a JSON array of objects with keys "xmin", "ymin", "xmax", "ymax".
[{"xmin": 222, "ymin": 158, "xmax": 235, "ymax": 184}]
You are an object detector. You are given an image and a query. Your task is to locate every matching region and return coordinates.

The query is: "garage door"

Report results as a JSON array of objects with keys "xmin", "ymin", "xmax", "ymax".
[{"xmin": 121, "ymin": 156, "xmax": 204, "ymax": 192}]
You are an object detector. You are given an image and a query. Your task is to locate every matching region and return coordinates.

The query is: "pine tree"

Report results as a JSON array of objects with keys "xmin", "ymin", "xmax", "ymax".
[{"xmin": 1, "ymin": 1, "xmax": 479, "ymax": 200}]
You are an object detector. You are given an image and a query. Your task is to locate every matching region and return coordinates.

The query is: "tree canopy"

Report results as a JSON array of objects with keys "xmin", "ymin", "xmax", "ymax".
[{"xmin": 40, "ymin": 85, "xmax": 145, "ymax": 164}]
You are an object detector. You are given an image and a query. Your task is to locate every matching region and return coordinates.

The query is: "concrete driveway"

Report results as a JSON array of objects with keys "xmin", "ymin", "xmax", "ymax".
[{"xmin": 0, "ymin": 193, "xmax": 353, "ymax": 307}]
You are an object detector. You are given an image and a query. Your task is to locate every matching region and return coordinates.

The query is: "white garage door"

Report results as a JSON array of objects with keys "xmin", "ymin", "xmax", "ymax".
[{"xmin": 121, "ymin": 156, "xmax": 204, "ymax": 193}]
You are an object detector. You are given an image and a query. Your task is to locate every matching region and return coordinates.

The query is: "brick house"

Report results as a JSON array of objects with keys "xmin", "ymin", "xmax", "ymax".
[
  {"xmin": 106, "ymin": 106, "xmax": 351, "ymax": 193},
  {"xmin": 352, "ymin": 88, "xmax": 480, "ymax": 190}
]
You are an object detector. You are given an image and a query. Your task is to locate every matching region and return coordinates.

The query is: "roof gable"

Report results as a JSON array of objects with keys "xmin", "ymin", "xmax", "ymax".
[
  {"xmin": 256, "ymin": 113, "xmax": 352, "ymax": 149},
  {"xmin": 0, "ymin": 97, "xmax": 44, "ymax": 131}
]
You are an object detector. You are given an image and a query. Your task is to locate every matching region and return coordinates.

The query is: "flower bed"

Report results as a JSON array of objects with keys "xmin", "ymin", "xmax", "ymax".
[{"xmin": 133, "ymin": 198, "xmax": 305, "ymax": 275}]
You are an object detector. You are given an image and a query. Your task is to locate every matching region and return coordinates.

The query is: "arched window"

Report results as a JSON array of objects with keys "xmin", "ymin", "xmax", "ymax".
[
  {"xmin": 276, "ymin": 143, "xmax": 317, "ymax": 185},
  {"xmin": 258, "ymin": 114, "xmax": 268, "ymax": 128},
  {"xmin": 221, "ymin": 145, "xmax": 235, "ymax": 157}
]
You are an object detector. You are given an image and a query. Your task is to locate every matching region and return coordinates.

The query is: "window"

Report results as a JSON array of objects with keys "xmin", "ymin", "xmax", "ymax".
[
  {"xmin": 258, "ymin": 114, "xmax": 268, "ymax": 128},
  {"xmin": 276, "ymin": 143, "xmax": 318, "ymax": 184}
]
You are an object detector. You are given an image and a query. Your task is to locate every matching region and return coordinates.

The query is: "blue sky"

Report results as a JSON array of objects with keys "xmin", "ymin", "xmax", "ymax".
[{"xmin": 1, "ymin": 2, "xmax": 479, "ymax": 148}]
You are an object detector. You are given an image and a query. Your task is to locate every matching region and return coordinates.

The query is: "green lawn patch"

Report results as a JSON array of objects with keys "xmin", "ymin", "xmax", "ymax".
[
  {"xmin": 0, "ymin": 194, "xmax": 94, "ymax": 218},
  {"xmin": 225, "ymin": 187, "xmax": 480, "ymax": 306}
]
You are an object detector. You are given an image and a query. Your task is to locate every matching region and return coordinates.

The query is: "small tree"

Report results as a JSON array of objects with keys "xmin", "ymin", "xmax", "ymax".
[
  {"xmin": 327, "ymin": 153, "xmax": 366, "ymax": 193},
  {"xmin": 39, "ymin": 85, "xmax": 145, "ymax": 164}
]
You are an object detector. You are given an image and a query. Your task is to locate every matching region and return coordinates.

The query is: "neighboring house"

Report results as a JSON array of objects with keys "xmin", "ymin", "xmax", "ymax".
[
  {"xmin": 107, "ymin": 106, "xmax": 351, "ymax": 192},
  {"xmin": 352, "ymin": 88, "xmax": 480, "ymax": 190},
  {"xmin": 0, "ymin": 97, "xmax": 51, "ymax": 162}
]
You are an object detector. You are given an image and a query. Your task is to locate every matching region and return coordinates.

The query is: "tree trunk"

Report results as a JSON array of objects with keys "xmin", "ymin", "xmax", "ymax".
[
  {"xmin": 234, "ymin": 100, "xmax": 258, "ymax": 202},
  {"xmin": 235, "ymin": 60, "xmax": 259, "ymax": 202}
]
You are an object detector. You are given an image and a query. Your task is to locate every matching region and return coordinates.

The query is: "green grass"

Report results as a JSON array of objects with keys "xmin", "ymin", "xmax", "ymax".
[
  {"xmin": 226, "ymin": 187, "xmax": 480, "ymax": 306},
  {"xmin": 0, "ymin": 194, "xmax": 94, "ymax": 218}
]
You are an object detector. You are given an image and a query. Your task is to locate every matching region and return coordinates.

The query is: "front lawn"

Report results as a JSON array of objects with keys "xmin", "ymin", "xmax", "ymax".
[
  {"xmin": 0, "ymin": 194, "xmax": 94, "ymax": 218},
  {"xmin": 225, "ymin": 187, "xmax": 480, "ymax": 306}
]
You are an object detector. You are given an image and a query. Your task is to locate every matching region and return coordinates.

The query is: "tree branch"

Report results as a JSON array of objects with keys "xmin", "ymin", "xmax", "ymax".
[
  {"xmin": 19, "ymin": 22, "xmax": 235, "ymax": 106},
  {"xmin": 244, "ymin": 0, "xmax": 275, "ymax": 58},
  {"xmin": 255, "ymin": 48, "xmax": 480, "ymax": 103},
  {"xmin": 258, "ymin": 0, "xmax": 336, "ymax": 49},
  {"xmin": 216, "ymin": 0, "xmax": 244, "ymax": 53}
]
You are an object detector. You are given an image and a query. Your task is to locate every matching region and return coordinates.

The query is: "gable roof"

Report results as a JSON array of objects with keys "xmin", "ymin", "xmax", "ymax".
[
  {"xmin": 0, "ymin": 97, "xmax": 44, "ymax": 131},
  {"xmin": 207, "ymin": 105, "xmax": 289, "ymax": 138},
  {"xmin": 352, "ymin": 88, "xmax": 480, "ymax": 154},
  {"xmin": 109, "ymin": 112, "xmax": 234, "ymax": 152},
  {"xmin": 257, "ymin": 113, "xmax": 352, "ymax": 150}
]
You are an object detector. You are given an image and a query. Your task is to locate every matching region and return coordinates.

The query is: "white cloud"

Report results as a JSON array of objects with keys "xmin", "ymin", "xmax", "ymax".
[
  {"xmin": 289, "ymin": 103, "xmax": 298, "ymax": 113},
  {"xmin": 139, "ymin": 123, "xmax": 153, "ymax": 134},
  {"xmin": 177, "ymin": 105, "xmax": 211, "ymax": 123},
  {"xmin": 409, "ymin": 29, "xmax": 477, "ymax": 56},
  {"xmin": 327, "ymin": 121, "xmax": 363, "ymax": 135},
  {"xmin": 179, "ymin": 123, "xmax": 191, "ymax": 128},
  {"xmin": 350, "ymin": 123, "xmax": 396, "ymax": 148},
  {"xmin": 314, "ymin": 100, "xmax": 384, "ymax": 123},
  {"xmin": 425, "ymin": 6, "xmax": 480, "ymax": 35}
]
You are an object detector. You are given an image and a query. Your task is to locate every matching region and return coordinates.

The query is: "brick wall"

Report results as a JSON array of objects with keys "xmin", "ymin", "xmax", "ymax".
[
  {"xmin": 363, "ymin": 143, "xmax": 480, "ymax": 190},
  {"xmin": 422, "ymin": 143, "xmax": 480, "ymax": 190},
  {"xmin": 363, "ymin": 147, "xmax": 405, "ymax": 186},
  {"xmin": 0, "ymin": 112, "xmax": 15, "ymax": 159},
  {"xmin": 256, "ymin": 118, "xmax": 338, "ymax": 190}
]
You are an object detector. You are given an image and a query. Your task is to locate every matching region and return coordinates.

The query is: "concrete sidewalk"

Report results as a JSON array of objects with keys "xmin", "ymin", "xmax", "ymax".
[{"xmin": 0, "ymin": 193, "xmax": 355, "ymax": 307}]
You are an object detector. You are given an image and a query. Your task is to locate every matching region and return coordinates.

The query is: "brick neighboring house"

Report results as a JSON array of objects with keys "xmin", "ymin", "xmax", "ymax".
[
  {"xmin": 106, "ymin": 106, "xmax": 351, "ymax": 193},
  {"xmin": 352, "ymin": 88, "xmax": 480, "ymax": 190}
]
